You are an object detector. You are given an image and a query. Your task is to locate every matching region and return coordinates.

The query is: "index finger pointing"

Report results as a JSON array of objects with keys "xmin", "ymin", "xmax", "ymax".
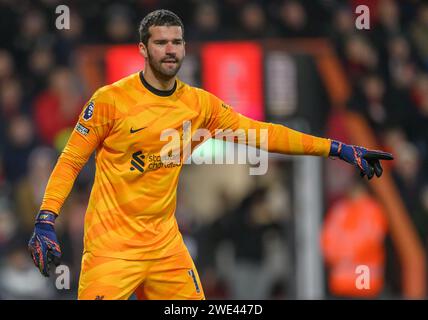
[{"xmin": 364, "ymin": 150, "xmax": 394, "ymax": 161}]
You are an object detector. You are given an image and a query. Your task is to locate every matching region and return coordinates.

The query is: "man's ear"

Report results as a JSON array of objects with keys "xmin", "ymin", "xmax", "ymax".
[{"xmin": 139, "ymin": 42, "xmax": 148, "ymax": 59}]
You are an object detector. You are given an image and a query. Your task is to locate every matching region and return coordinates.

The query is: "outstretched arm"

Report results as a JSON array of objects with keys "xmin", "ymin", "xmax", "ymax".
[{"xmin": 202, "ymin": 89, "xmax": 393, "ymax": 179}]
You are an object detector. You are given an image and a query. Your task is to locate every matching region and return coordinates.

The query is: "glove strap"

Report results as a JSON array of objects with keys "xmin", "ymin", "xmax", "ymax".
[
  {"xmin": 35, "ymin": 210, "xmax": 57, "ymax": 226},
  {"xmin": 329, "ymin": 140, "xmax": 343, "ymax": 157}
]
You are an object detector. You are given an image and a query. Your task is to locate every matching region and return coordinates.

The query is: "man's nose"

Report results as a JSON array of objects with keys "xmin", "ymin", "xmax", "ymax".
[{"xmin": 165, "ymin": 42, "xmax": 175, "ymax": 54}]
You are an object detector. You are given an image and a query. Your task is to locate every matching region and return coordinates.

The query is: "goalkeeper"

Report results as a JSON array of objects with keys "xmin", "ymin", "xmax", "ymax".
[{"xmin": 28, "ymin": 9, "xmax": 393, "ymax": 300}]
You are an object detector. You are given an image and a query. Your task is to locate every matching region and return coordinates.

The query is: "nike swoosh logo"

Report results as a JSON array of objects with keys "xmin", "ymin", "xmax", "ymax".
[{"xmin": 130, "ymin": 127, "xmax": 147, "ymax": 134}]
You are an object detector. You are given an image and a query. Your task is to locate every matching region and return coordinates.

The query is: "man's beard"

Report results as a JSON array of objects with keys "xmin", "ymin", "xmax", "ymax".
[{"xmin": 147, "ymin": 51, "xmax": 183, "ymax": 81}]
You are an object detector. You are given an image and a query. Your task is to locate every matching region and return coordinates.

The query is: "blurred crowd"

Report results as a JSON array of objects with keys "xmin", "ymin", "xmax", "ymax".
[{"xmin": 0, "ymin": 0, "xmax": 427, "ymax": 299}]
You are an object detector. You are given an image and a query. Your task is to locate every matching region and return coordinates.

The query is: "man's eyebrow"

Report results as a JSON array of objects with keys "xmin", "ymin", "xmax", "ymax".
[{"xmin": 153, "ymin": 38, "xmax": 183, "ymax": 42}]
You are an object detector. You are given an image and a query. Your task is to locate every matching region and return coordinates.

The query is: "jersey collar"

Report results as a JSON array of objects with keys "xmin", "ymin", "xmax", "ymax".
[{"xmin": 139, "ymin": 71, "xmax": 177, "ymax": 97}]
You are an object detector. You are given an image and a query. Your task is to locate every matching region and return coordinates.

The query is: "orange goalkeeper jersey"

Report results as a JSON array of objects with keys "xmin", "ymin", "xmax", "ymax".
[{"xmin": 40, "ymin": 72, "xmax": 331, "ymax": 260}]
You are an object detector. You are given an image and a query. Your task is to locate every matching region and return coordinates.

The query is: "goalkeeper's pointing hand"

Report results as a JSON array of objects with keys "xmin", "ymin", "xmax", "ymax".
[{"xmin": 329, "ymin": 140, "xmax": 394, "ymax": 180}]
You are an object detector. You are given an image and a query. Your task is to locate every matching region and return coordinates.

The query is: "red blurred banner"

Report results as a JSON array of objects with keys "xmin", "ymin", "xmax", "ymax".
[{"xmin": 201, "ymin": 42, "xmax": 264, "ymax": 120}]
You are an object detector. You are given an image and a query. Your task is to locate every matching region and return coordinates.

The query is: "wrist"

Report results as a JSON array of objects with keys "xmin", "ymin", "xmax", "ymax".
[
  {"xmin": 35, "ymin": 210, "xmax": 57, "ymax": 226},
  {"xmin": 329, "ymin": 140, "xmax": 343, "ymax": 157}
]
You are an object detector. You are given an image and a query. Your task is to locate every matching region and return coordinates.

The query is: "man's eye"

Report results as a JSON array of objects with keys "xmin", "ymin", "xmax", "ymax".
[{"xmin": 153, "ymin": 40, "xmax": 182, "ymax": 45}]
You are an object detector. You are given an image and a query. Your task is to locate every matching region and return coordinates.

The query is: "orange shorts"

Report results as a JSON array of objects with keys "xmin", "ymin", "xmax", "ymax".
[{"xmin": 77, "ymin": 249, "xmax": 205, "ymax": 300}]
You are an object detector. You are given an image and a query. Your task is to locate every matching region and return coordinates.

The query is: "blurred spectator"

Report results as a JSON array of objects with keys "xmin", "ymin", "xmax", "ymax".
[
  {"xmin": 384, "ymin": 128, "xmax": 428, "ymax": 234},
  {"xmin": 348, "ymin": 73, "xmax": 403, "ymax": 136},
  {"xmin": 191, "ymin": 189, "xmax": 234, "ymax": 299},
  {"xmin": 391, "ymin": 141, "xmax": 424, "ymax": 215},
  {"xmin": 13, "ymin": 8, "xmax": 55, "ymax": 74},
  {"xmin": 0, "ymin": 79, "xmax": 25, "ymax": 120},
  {"xmin": 343, "ymin": 34, "xmax": 378, "ymax": 83},
  {"xmin": 2, "ymin": 115, "xmax": 36, "ymax": 185},
  {"xmin": 321, "ymin": 182, "xmax": 388, "ymax": 298},
  {"xmin": 410, "ymin": 3, "xmax": 428, "ymax": 70},
  {"xmin": 357, "ymin": 73, "xmax": 388, "ymax": 127},
  {"xmin": 13, "ymin": 147, "xmax": 57, "ymax": 234},
  {"xmin": 188, "ymin": 2, "xmax": 224, "ymax": 41},
  {"xmin": 0, "ymin": 50, "xmax": 14, "ymax": 82},
  {"xmin": 345, "ymin": 32, "xmax": 421, "ymax": 140},
  {"xmin": 276, "ymin": 0, "xmax": 313, "ymax": 38},
  {"xmin": 21, "ymin": 9, "xmax": 49, "ymax": 40},
  {"xmin": 0, "ymin": 200, "xmax": 19, "ymax": 257},
  {"xmin": 411, "ymin": 73, "xmax": 428, "ymax": 116},
  {"xmin": 330, "ymin": 5, "xmax": 355, "ymax": 64},
  {"xmin": 25, "ymin": 46, "xmax": 56, "ymax": 96},
  {"xmin": 32, "ymin": 67, "xmax": 83, "ymax": 147},
  {"xmin": 371, "ymin": 0, "xmax": 402, "ymax": 55},
  {"xmin": 28, "ymin": 47, "xmax": 56, "ymax": 79},
  {"xmin": 236, "ymin": 2, "xmax": 275, "ymax": 39},
  {"xmin": 220, "ymin": 0, "xmax": 249, "ymax": 30},
  {"xmin": 0, "ymin": 243, "xmax": 56, "ymax": 299},
  {"xmin": 104, "ymin": 4, "xmax": 135, "ymax": 43},
  {"xmin": 0, "ymin": 1, "xmax": 19, "ymax": 51},
  {"xmin": 409, "ymin": 73, "xmax": 428, "ymax": 150},
  {"xmin": 54, "ymin": 11, "xmax": 85, "ymax": 66},
  {"xmin": 386, "ymin": 36, "xmax": 416, "ymax": 86},
  {"xmin": 220, "ymin": 187, "xmax": 286, "ymax": 299},
  {"xmin": 0, "ymin": 79, "xmax": 28, "ymax": 148},
  {"xmin": 371, "ymin": 34, "xmax": 419, "ymax": 143},
  {"xmin": 382, "ymin": 126, "xmax": 407, "ymax": 156}
]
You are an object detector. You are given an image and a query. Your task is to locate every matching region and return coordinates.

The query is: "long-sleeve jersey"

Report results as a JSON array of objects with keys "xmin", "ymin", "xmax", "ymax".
[{"xmin": 40, "ymin": 71, "xmax": 331, "ymax": 260}]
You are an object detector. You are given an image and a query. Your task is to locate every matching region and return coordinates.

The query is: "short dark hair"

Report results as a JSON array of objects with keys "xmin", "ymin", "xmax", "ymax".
[{"xmin": 139, "ymin": 10, "xmax": 184, "ymax": 45}]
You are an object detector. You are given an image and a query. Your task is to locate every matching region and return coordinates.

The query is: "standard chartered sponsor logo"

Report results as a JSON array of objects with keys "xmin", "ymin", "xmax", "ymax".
[{"xmin": 147, "ymin": 153, "xmax": 182, "ymax": 171}]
